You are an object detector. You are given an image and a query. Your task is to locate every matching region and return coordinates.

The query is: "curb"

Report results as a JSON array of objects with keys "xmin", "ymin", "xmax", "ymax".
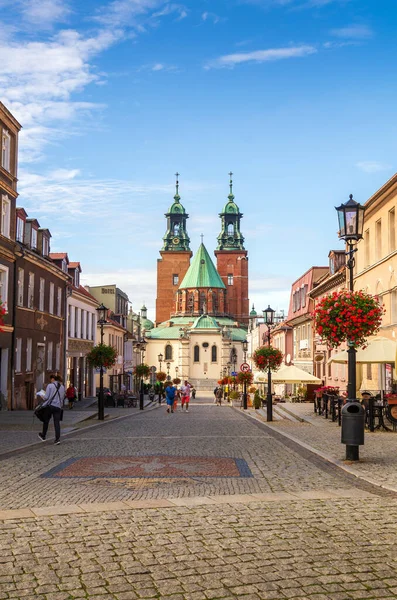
[
  {"xmin": 233, "ymin": 405, "xmax": 397, "ymax": 496},
  {"xmin": 0, "ymin": 400, "xmax": 160, "ymax": 461}
]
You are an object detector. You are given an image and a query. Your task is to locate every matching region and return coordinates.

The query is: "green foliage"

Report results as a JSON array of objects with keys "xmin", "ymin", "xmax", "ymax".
[
  {"xmin": 253, "ymin": 390, "xmax": 262, "ymax": 409},
  {"xmin": 135, "ymin": 363, "xmax": 151, "ymax": 378},
  {"xmin": 86, "ymin": 344, "xmax": 117, "ymax": 369}
]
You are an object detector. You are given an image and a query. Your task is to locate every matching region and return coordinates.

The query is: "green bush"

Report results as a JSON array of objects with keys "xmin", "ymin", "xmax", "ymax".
[{"xmin": 253, "ymin": 390, "xmax": 262, "ymax": 409}]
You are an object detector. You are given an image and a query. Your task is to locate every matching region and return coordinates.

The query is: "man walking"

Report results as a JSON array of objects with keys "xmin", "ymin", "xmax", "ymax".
[
  {"xmin": 180, "ymin": 380, "xmax": 191, "ymax": 412},
  {"xmin": 38, "ymin": 374, "xmax": 65, "ymax": 444},
  {"xmin": 165, "ymin": 382, "xmax": 176, "ymax": 413}
]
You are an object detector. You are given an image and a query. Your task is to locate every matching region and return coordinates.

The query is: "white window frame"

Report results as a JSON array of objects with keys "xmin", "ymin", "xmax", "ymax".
[
  {"xmin": 227, "ymin": 274, "xmax": 233, "ymax": 286},
  {"xmin": 47, "ymin": 341, "xmax": 53, "ymax": 371},
  {"xmin": 17, "ymin": 267, "xmax": 24, "ymax": 306},
  {"xmin": 42, "ymin": 236, "xmax": 49, "ymax": 256},
  {"xmin": 15, "ymin": 338, "xmax": 22, "ymax": 372},
  {"xmin": 39, "ymin": 278, "xmax": 45, "ymax": 312},
  {"xmin": 31, "ymin": 228, "xmax": 37, "ymax": 249},
  {"xmin": 49, "ymin": 282, "xmax": 54, "ymax": 315},
  {"xmin": 57, "ymin": 287, "xmax": 62, "ymax": 317},
  {"xmin": 1, "ymin": 195, "xmax": 10, "ymax": 239},
  {"xmin": 16, "ymin": 217, "xmax": 24, "ymax": 243},
  {"xmin": 0, "ymin": 264, "xmax": 9, "ymax": 305},
  {"xmin": 55, "ymin": 343, "xmax": 60, "ymax": 371},
  {"xmin": 75, "ymin": 269, "xmax": 79, "ymax": 288},
  {"xmin": 28, "ymin": 272, "xmax": 34, "ymax": 309},
  {"xmin": 26, "ymin": 338, "xmax": 32, "ymax": 372},
  {"xmin": 1, "ymin": 129, "xmax": 10, "ymax": 172}
]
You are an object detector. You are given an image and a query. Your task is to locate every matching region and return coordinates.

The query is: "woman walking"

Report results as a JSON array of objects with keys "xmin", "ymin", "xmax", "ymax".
[{"xmin": 38, "ymin": 374, "xmax": 65, "ymax": 444}]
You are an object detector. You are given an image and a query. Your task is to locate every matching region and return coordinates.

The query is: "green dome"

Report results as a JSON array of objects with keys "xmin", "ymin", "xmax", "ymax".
[
  {"xmin": 141, "ymin": 317, "xmax": 154, "ymax": 330},
  {"xmin": 221, "ymin": 199, "xmax": 240, "ymax": 214},
  {"xmin": 250, "ymin": 305, "xmax": 257, "ymax": 317},
  {"xmin": 167, "ymin": 196, "xmax": 186, "ymax": 215}
]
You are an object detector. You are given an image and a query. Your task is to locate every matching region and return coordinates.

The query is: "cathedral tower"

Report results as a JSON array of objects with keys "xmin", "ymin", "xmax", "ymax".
[
  {"xmin": 214, "ymin": 173, "xmax": 249, "ymax": 325},
  {"xmin": 155, "ymin": 174, "xmax": 192, "ymax": 324}
]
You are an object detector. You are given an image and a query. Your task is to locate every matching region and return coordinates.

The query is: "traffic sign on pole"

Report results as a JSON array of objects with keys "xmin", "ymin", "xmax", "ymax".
[
  {"xmin": 240, "ymin": 363, "xmax": 251, "ymax": 372},
  {"xmin": 231, "ymin": 371, "xmax": 238, "ymax": 377}
]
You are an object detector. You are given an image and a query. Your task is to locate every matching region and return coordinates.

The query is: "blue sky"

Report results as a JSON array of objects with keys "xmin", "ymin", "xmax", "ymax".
[{"xmin": 1, "ymin": 0, "xmax": 396, "ymax": 319}]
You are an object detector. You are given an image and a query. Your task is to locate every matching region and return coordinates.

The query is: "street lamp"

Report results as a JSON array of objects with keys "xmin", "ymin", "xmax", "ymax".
[
  {"xmin": 139, "ymin": 338, "xmax": 147, "ymax": 410},
  {"xmin": 336, "ymin": 193, "xmax": 365, "ymax": 460},
  {"xmin": 96, "ymin": 303, "xmax": 108, "ymax": 421},
  {"xmin": 175, "ymin": 366, "xmax": 179, "ymax": 380},
  {"xmin": 263, "ymin": 305, "xmax": 275, "ymax": 422},
  {"xmin": 166, "ymin": 361, "xmax": 171, "ymax": 380},
  {"xmin": 242, "ymin": 339, "xmax": 248, "ymax": 410},
  {"xmin": 158, "ymin": 352, "xmax": 163, "ymax": 404}
]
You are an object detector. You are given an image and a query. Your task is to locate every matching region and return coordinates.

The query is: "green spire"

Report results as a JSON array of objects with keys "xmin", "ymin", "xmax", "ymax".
[
  {"xmin": 162, "ymin": 173, "xmax": 191, "ymax": 251},
  {"xmin": 179, "ymin": 243, "xmax": 226, "ymax": 289},
  {"xmin": 217, "ymin": 172, "xmax": 245, "ymax": 251}
]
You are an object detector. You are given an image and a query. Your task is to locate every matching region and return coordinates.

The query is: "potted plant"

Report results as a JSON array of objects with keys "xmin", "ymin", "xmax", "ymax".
[
  {"xmin": 86, "ymin": 344, "xmax": 117, "ymax": 369},
  {"xmin": 229, "ymin": 390, "xmax": 240, "ymax": 406},
  {"xmin": 313, "ymin": 290, "xmax": 384, "ymax": 349}
]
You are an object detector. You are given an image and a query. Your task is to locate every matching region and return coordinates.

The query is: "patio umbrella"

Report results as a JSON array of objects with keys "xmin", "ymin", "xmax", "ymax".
[
  {"xmin": 327, "ymin": 336, "xmax": 397, "ymax": 364},
  {"xmin": 272, "ymin": 364, "xmax": 322, "ymax": 384}
]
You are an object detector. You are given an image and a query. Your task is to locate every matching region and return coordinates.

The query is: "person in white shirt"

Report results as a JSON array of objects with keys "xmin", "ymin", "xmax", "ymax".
[
  {"xmin": 38, "ymin": 374, "xmax": 65, "ymax": 445},
  {"xmin": 180, "ymin": 380, "xmax": 191, "ymax": 412}
]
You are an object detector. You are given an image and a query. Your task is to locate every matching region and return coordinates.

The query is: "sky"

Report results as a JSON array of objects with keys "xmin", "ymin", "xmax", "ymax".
[{"xmin": 1, "ymin": 0, "xmax": 397, "ymax": 320}]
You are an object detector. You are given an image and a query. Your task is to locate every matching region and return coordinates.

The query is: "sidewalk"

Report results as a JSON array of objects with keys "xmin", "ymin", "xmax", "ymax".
[
  {"xmin": 0, "ymin": 395, "xmax": 156, "ymax": 455},
  {"xmin": 247, "ymin": 400, "xmax": 397, "ymax": 493}
]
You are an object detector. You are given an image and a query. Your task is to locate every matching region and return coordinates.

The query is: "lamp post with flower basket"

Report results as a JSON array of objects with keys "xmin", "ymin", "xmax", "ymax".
[{"xmin": 253, "ymin": 306, "xmax": 283, "ymax": 422}]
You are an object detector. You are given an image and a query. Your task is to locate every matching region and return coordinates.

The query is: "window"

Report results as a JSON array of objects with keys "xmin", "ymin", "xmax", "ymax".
[
  {"xmin": 57, "ymin": 287, "xmax": 62, "ymax": 317},
  {"xmin": 364, "ymin": 229, "xmax": 370, "ymax": 267},
  {"xmin": 92, "ymin": 314, "xmax": 95, "ymax": 340},
  {"xmin": 17, "ymin": 268, "xmax": 24, "ymax": 306},
  {"xmin": 165, "ymin": 344, "xmax": 173, "ymax": 360},
  {"xmin": 31, "ymin": 227, "xmax": 37, "ymax": 249},
  {"xmin": 173, "ymin": 223, "xmax": 180, "ymax": 235},
  {"xmin": 375, "ymin": 219, "xmax": 382, "ymax": 261},
  {"xmin": 211, "ymin": 345, "xmax": 217, "ymax": 362},
  {"xmin": 42, "ymin": 236, "xmax": 49, "ymax": 256},
  {"xmin": 212, "ymin": 292, "xmax": 218, "ymax": 312},
  {"xmin": 173, "ymin": 274, "xmax": 179, "ymax": 286},
  {"xmin": 366, "ymin": 363, "xmax": 372, "ymax": 380},
  {"xmin": 39, "ymin": 278, "xmax": 45, "ymax": 311},
  {"xmin": 26, "ymin": 338, "xmax": 32, "ymax": 372},
  {"xmin": 55, "ymin": 343, "xmax": 60, "ymax": 371},
  {"xmin": 301, "ymin": 285, "xmax": 307, "ymax": 309},
  {"xmin": 80, "ymin": 309, "xmax": 84, "ymax": 339},
  {"xmin": 194, "ymin": 345, "xmax": 200, "ymax": 362},
  {"xmin": 16, "ymin": 217, "xmax": 24, "ymax": 243},
  {"xmin": 392, "ymin": 289, "xmax": 397, "ymax": 324},
  {"xmin": 1, "ymin": 195, "xmax": 10, "ymax": 238},
  {"xmin": 62, "ymin": 259, "xmax": 68, "ymax": 273},
  {"xmin": 199, "ymin": 291, "xmax": 206, "ymax": 313},
  {"xmin": 74, "ymin": 307, "xmax": 79, "ymax": 337},
  {"xmin": 1, "ymin": 129, "xmax": 10, "ymax": 171},
  {"xmin": 15, "ymin": 338, "xmax": 22, "ymax": 372},
  {"xmin": 49, "ymin": 282, "xmax": 54, "ymax": 314},
  {"xmin": 68, "ymin": 304, "xmax": 72, "ymax": 336},
  {"xmin": 187, "ymin": 292, "xmax": 194, "ymax": 311},
  {"xmin": 47, "ymin": 341, "xmax": 53, "ymax": 371},
  {"xmin": 75, "ymin": 269, "xmax": 79, "ymax": 288},
  {"xmin": 227, "ymin": 274, "xmax": 233, "ymax": 286},
  {"xmin": 389, "ymin": 209, "xmax": 396, "ymax": 254},
  {"xmin": 227, "ymin": 223, "xmax": 234, "ymax": 235},
  {"xmin": 28, "ymin": 272, "xmax": 34, "ymax": 308}
]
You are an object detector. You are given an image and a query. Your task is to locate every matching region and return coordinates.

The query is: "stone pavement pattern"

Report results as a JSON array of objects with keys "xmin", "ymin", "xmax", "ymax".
[
  {"xmin": 265, "ymin": 402, "xmax": 397, "ymax": 491},
  {"xmin": 2, "ymin": 397, "xmax": 397, "ymax": 599}
]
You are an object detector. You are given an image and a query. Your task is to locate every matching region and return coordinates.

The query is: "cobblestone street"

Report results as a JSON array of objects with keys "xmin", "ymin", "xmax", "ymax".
[{"xmin": 2, "ymin": 398, "xmax": 397, "ymax": 599}]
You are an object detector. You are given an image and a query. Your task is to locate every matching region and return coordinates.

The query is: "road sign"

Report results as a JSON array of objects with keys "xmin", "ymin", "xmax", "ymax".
[
  {"xmin": 150, "ymin": 365, "xmax": 157, "ymax": 372},
  {"xmin": 95, "ymin": 367, "xmax": 107, "ymax": 374},
  {"xmin": 240, "ymin": 363, "xmax": 251, "ymax": 372},
  {"xmin": 231, "ymin": 371, "xmax": 238, "ymax": 377}
]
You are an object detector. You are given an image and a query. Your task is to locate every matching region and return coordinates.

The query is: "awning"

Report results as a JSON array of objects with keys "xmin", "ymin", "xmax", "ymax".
[
  {"xmin": 328, "ymin": 336, "xmax": 397, "ymax": 365},
  {"xmin": 272, "ymin": 364, "xmax": 322, "ymax": 384}
]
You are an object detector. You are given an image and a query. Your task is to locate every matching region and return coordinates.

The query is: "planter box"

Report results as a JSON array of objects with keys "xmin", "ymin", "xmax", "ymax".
[{"xmin": 387, "ymin": 395, "xmax": 397, "ymax": 405}]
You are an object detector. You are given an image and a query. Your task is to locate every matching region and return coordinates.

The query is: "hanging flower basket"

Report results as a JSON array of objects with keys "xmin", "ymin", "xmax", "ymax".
[
  {"xmin": 173, "ymin": 377, "xmax": 181, "ymax": 385},
  {"xmin": 237, "ymin": 371, "xmax": 254, "ymax": 385},
  {"xmin": 134, "ymin": 363, "xmax": 151, "ymax": 378},
  {"xmin": 253, "ymin": 346, "xmax": 283, "ymax": 372},
  {"xmin": 313, "ymin": 290, "xmax": 384, "ymax": 349},
  {"xmin": 86, "ymin": 344, "xmax": 117, "ymax": 369},
  {"xmin": 156, "ymin": 371, "xmax": 167, "ymax": 382}
]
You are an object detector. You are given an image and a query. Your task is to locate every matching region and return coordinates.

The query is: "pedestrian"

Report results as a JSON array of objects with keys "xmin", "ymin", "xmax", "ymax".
[
  {"xmin": 173, "ymin": 386, "xmax": 180, "ymax": 412},
  {"xmin": 38, "ymin": 374, "xmax": 65, "ymax": 444},
  {"xmin": 191, "ymin": 386, "xmax": 196, "ymax": 399},
  {"xmin": 213, "ymin": 386, "xmax": 218, "ymax": 404},
  {"xmin": 66, "ymin": 383, "xmax": 76, "ymax": 409},
  {"xmin": 180, "ymin": 380, "xmax": 191, "ymax": 412},
  {"xmin": 165, "ymin": 382, "xmax": 176, "ymax": 413},
  {"xmin": 215, "ymin": 386, "xmax": 223, "ymax": 406}
]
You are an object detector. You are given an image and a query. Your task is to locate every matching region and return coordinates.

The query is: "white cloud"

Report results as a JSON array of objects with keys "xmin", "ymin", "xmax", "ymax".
[
  {"xmin": 153, "ymin": 3, "xmax": 187, "ymax": 20},
  {"xmin": 330, "ymin": 24, "xmax": 373, "ymax": 39},
  {"xmin": 355, "ymin": 161, "xmax": 393, "ymax": 174},
  {"xmin": 206, "ymin": 45, "xmax": 317, "ymax": 69},
  {"xmin": 0, "ymin": 0, "xmax": 70, "ymax": 29},
  {"xmin": 202, "ymin": 11, "xmax": 221, "ymax": 24}
]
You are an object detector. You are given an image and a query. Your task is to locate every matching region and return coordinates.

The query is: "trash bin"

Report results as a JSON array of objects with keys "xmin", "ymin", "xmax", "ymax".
[{"xmin": 341, "ymin": 401, "xmax": 365, "ymax": 446}]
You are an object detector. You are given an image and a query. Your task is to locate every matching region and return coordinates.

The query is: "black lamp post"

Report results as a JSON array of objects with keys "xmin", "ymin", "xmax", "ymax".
[
  {"xmin": 166, "ymin": 361, "xmax": 171, "ymax": 380},
  {"xmin": 139, "ymin": 338, "xmax": 147, "ymax": 410},
  {"xmin": 242, "ymin": 339, "xmax": 248, "ymax": 410},
  {"xmin": 96, "ymin": 303, "xmax": 108, "ymax": 421},
  {"xmin": 263, "ymin": 305, "xmax": 275, "ymax": 422},
  {"xmin": 158, "ymin": 352, "xmax": 163, "ymax": 404},
  {"xmin": 335, "ymin": 194, "xmax": 365, "ymax": 460}
]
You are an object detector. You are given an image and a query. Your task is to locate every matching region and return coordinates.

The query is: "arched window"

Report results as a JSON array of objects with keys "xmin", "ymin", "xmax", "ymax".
[
  {"xmin": 211, "ymin": 345, "xmax": 217, "ymax": 362},
  {"xmin": 227, "ymin": 222, "xmax": 234, "ymax": 235},
  {"xmin": 165, "ymin": 344, "xmax": 173, "ymax": 360},
  {"xmin": 194, "ymin": 345, "xmax": 200, "ymax": 362},
  {"xmin": 212, "ymin": 292, "xmax": 218, "ymax": 313},
  {"xmin": 199, "ymin": 291, "xmax": 206, "ymax": 313},
  {"xmin": 173, "ymin": 223, "xmax": 180, "ymax": 235},
  {"xmin": 188, "ymin": 292, "xmax": 194, "ymax": 312}
]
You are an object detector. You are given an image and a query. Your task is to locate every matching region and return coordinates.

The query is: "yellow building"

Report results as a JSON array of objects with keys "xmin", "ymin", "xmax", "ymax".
[{"xmin": 353, "ymin": 173, "xmax": 397, "ymax": 391}]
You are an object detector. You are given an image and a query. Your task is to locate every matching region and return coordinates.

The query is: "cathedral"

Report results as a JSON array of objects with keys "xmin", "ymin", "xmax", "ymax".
[{"xmin": 144, "ymin": 174, "xmax": 250, "ymax": 390}]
